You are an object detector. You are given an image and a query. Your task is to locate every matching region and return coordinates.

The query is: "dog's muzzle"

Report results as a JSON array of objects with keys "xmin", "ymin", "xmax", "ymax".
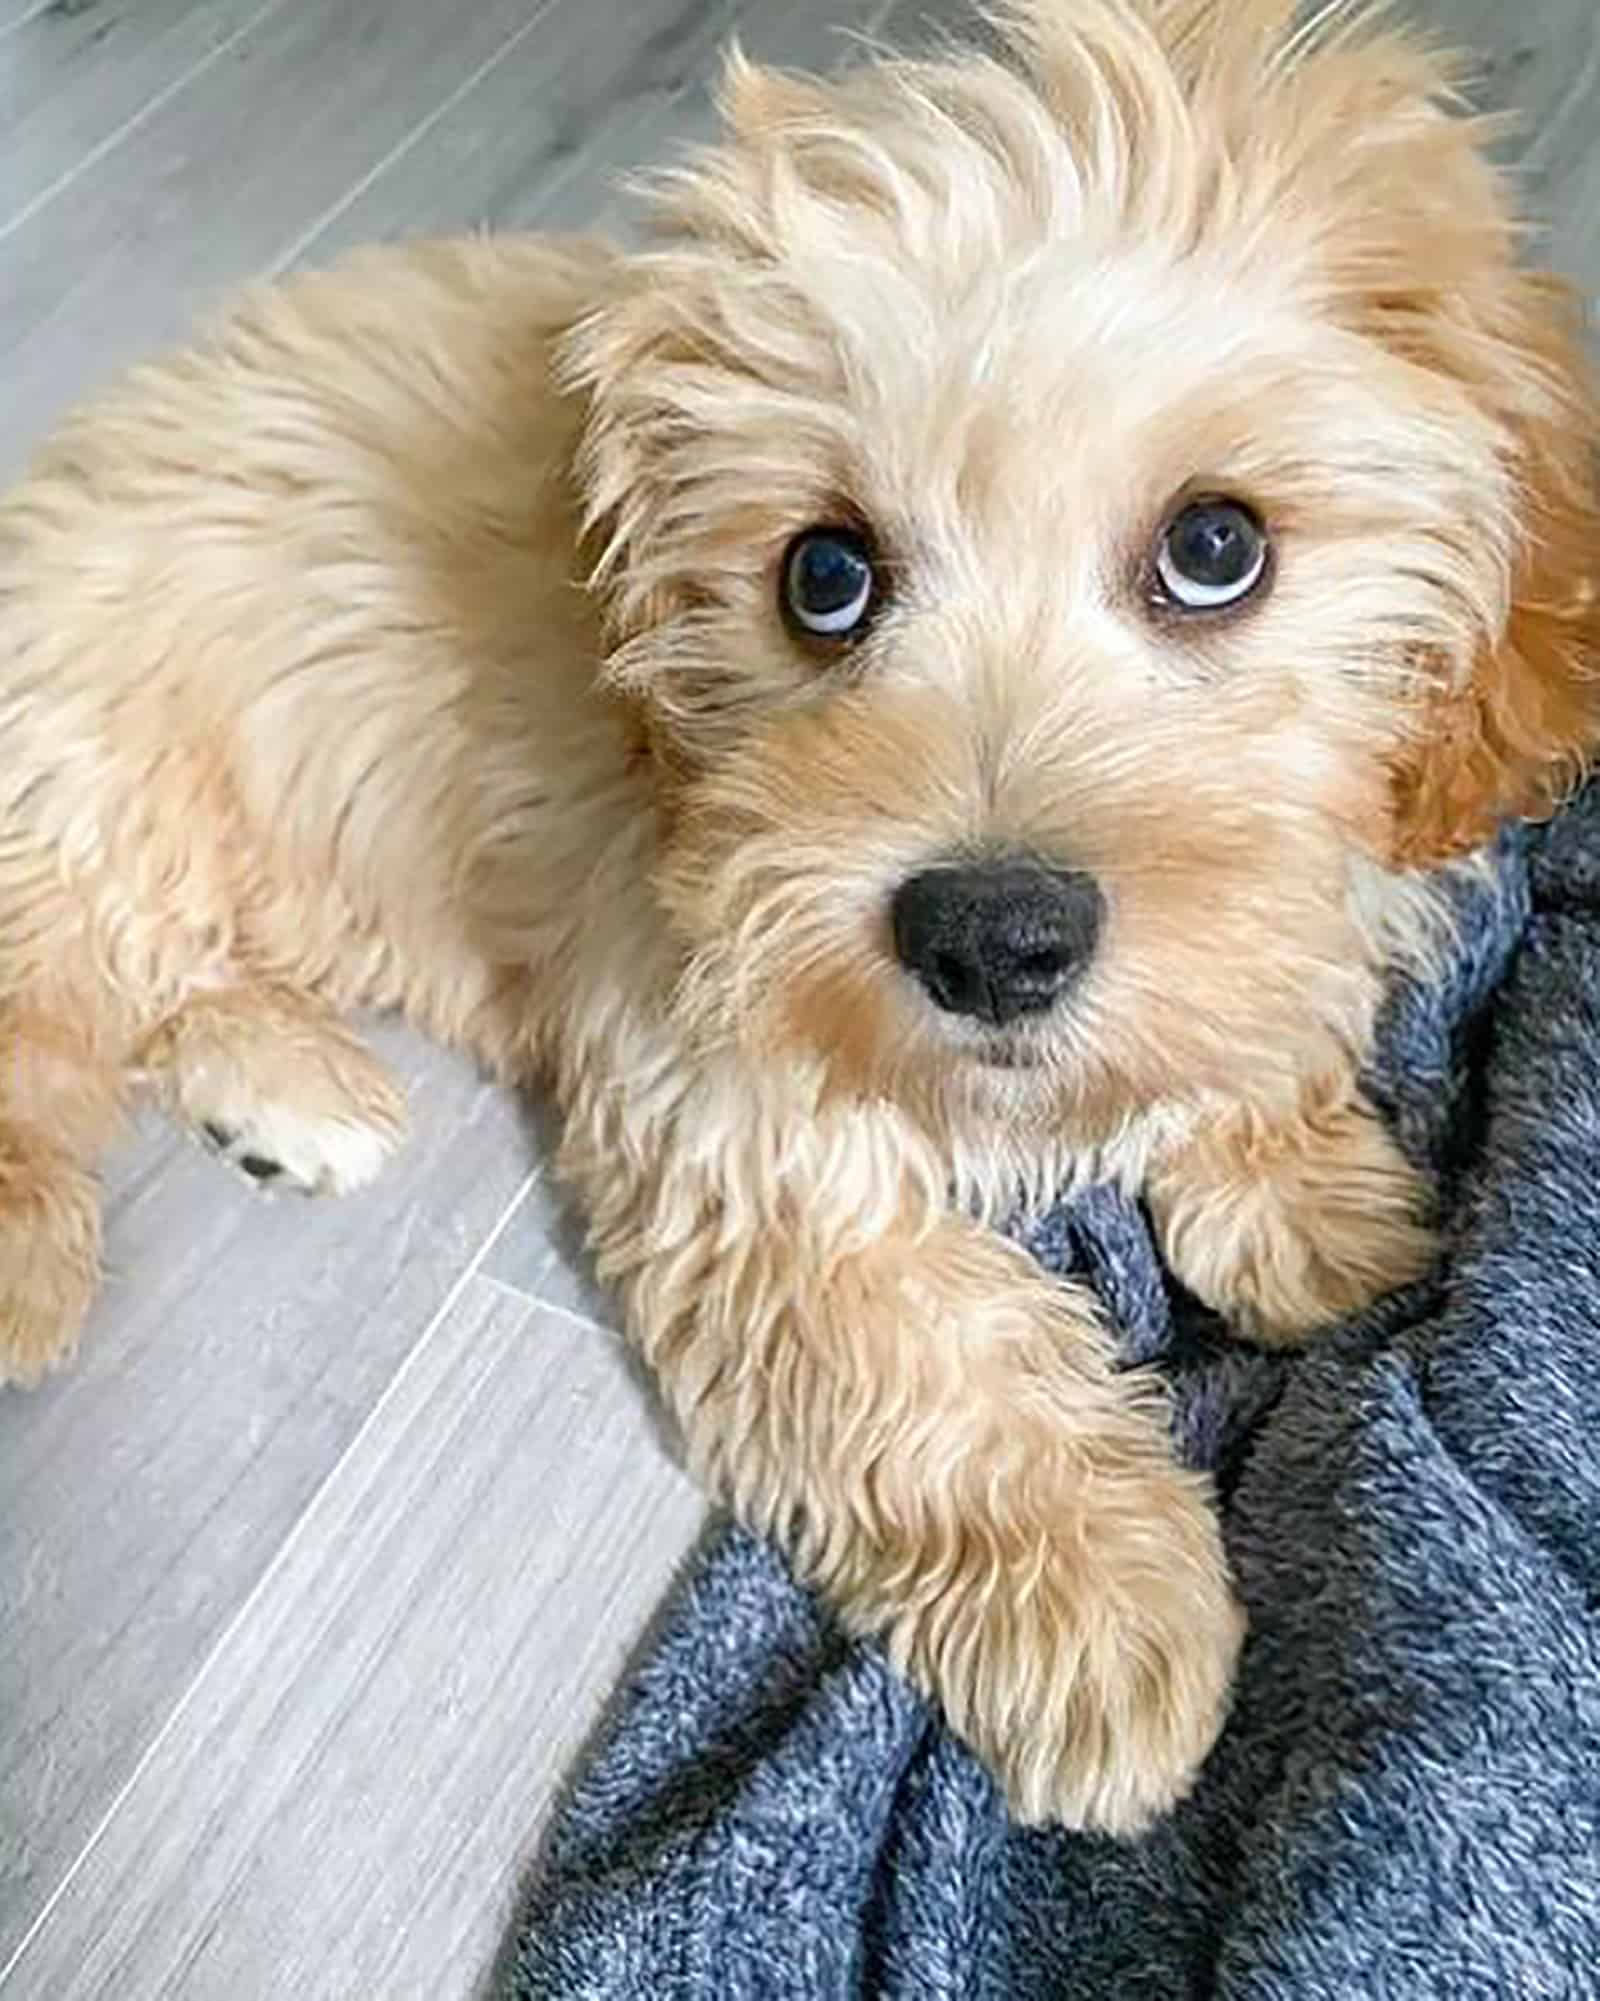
[{"xmin": 891, "ymin": 856, "xmax": 1103, "ymax": 1028}]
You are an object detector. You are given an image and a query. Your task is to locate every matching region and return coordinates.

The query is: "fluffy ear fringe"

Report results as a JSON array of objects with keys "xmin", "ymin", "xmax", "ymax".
[{"xmin": 1385, "ymin": 274, "xmax": 1600, "ymax": 862}]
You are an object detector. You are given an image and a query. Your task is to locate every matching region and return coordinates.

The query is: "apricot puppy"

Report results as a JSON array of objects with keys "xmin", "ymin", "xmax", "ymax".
[{"xmin": 2, "ymin": 0, "xmax": 1597, "ymax": 1833}]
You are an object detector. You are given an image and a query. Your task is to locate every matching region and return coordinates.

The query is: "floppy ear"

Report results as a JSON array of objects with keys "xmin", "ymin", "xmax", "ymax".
[
  {"xmin": 1239, "ymin": 10, "xmax": 1600, "ymax": 864},
  {"xmin": 562, "ymin": 44, "xmax": 818, "ymax": 649},
  {"xmin": 1383, "ymin": 271, "xmax": 1600, "ymax": 863}
]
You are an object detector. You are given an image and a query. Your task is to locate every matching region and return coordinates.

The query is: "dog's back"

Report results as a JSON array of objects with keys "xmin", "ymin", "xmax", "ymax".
[{"xmin": 0, "ymin": 232, "xmax": 627, "ymax": 1378}]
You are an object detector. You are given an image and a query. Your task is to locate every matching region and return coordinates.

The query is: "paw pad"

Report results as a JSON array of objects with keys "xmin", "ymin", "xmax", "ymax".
[
  {"xmin": 198, "ymin": 1120, "xmax": 289, "ymax": 1190},
  {"xmin": 189, "ymin": 1090, "xmax": 400, "ymax": 1198}
]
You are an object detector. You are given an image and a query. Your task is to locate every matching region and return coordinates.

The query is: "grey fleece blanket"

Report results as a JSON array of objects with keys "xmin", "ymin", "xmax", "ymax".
[{"xmin": 504, "ymin": 787, "xmax": 1600, "ymax": 2000}]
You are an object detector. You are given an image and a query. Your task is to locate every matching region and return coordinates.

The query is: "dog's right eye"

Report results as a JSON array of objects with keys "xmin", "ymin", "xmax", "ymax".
[
  {"xmin": 1151, "ymin": 497, "xmax": 1269, "ymax": 613},
  {"xmin": 781, "ymin": 528, "xmax": 878, "ymax": 640}
]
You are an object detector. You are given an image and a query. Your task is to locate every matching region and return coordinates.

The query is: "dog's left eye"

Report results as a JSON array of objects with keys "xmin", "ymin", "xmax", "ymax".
[
  {"xmin": 1153, "ymin": 497, "xmax": 1269, "ymax": 612},
  {"xmin": 782, "ymin": 528, "xmax": 878, "ymax": 639}
]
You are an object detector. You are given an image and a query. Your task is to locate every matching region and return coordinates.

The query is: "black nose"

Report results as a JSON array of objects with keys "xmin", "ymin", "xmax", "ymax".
[{"xmin": 891, "ymin": 858, "xmax": 1103, "ymax": 1027}]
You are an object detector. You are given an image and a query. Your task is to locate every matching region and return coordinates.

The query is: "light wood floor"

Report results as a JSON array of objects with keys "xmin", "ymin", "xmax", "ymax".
[{"xmin": 1, "ymin": 3, "xmax": 1596, "ymax": 1996}]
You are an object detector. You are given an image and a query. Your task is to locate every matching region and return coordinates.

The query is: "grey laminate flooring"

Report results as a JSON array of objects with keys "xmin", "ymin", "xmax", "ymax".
[{"xmin": 1, "ymin": 2, "xmax": 1596, "ymax": 1995}]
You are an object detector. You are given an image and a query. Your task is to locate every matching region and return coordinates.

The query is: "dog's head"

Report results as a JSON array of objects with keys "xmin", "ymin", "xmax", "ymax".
[{"xmin": 568, "ymin": 0, "xmax": 1600, "ymax": 1154}]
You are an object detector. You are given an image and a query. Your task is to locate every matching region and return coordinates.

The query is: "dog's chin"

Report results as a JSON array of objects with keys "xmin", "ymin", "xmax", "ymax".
[
  {"xmin": 923, "ymin": 1022, "xmax": 1059, "ymax": 1104},
  {"xmin": 965, "ymin": 1034, "xmax": 1044, "ymax": 1073}
]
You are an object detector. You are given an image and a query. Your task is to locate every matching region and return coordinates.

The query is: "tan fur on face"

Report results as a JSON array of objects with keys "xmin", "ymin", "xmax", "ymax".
[
  {"xmin": 1, "ymin": 0, "xmax": 1596, "ymax": 1830},
  {"xmin": 572, "ymin": 1, "xmax": 1600, "ymax": 1191}
]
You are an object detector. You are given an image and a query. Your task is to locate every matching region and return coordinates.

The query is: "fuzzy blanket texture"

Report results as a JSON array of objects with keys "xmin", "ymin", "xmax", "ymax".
[{"xmin": 503, "ymin": 788, "xmax": 1600, "ymax": 2000}]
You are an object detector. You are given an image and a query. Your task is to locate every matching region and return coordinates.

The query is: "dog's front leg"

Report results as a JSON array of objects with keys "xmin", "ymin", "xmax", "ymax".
[
  {"xmin": 1146, "ymin": 1086, "xmax": 1437, "ymax": 1344},
  {"xmin": 561, "ymin": 1082, "xmax": 1241, "ymax": 1835}
]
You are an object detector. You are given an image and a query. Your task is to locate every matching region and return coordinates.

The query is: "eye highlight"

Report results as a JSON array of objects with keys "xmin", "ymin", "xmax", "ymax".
[
  {"xmin": 781, "ymin": 527, "xmax": 879, "ymax": 640},
  {"xmin": 1152, "ymin": 497, "xmax": 1270, "ymax": 613}
]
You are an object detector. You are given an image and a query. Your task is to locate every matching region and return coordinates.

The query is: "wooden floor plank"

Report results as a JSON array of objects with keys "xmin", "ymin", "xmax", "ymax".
[
  {"xmin": 1411, "ymin": 0, "xmax": 1600, "ymax": 282},
  {"xmin": 0, "ymin": 0, "xmax": 564, "ymax": 478},
  {"xmin": 0, "ymin": 1029, "xmax": 541, "ymax": 1970},
  {"xmin": 0, "ymin": 0, "xmax": 289, "ymax": 237},
  {"xmin": 1, "ymin": 1279, "xmax": 705, "ymax": 2001},
  {"xmin": 0, "ymin": 1, "xmax": 59, "ymax": 40},
  {"xmin": 481, "ymin": 1171, "xmax": 615, "ymax": 1334},
  {"xmin": 288, "ymin": 0, "xmax": 911, "ymax": 260}
]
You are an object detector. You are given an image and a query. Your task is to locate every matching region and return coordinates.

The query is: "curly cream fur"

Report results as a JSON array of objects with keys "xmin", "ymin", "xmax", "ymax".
[{"xmin": 1, "ymin": 0, "xmax": 1597, "ymax": 1831}]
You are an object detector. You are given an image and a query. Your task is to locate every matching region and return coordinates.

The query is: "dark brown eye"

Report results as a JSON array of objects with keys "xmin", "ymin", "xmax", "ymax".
[
  {"xmin": 782, "ymin": 527, "xmax": 878, "ymax": 638},
  {"xmin": 1154, "ymin": 497, "xmax": 1269, "ymax": 611}
]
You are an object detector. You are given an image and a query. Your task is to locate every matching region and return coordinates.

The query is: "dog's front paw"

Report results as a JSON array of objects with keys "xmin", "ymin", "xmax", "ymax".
[
  {"xmin": 906, "ymin": 1447, "xmax": 1243, "ymax": 1835},
  {"xmin": 193, "ymin": 1106, "xmax": 397, "ymax": 1198},
  {"xmin": 142, "ymin": 990, "xmax": 407, "ymax": 1199},
  {"xmin": 1149, "ymin": 1094, "xmax": 1436, "ymax": 1345}
]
